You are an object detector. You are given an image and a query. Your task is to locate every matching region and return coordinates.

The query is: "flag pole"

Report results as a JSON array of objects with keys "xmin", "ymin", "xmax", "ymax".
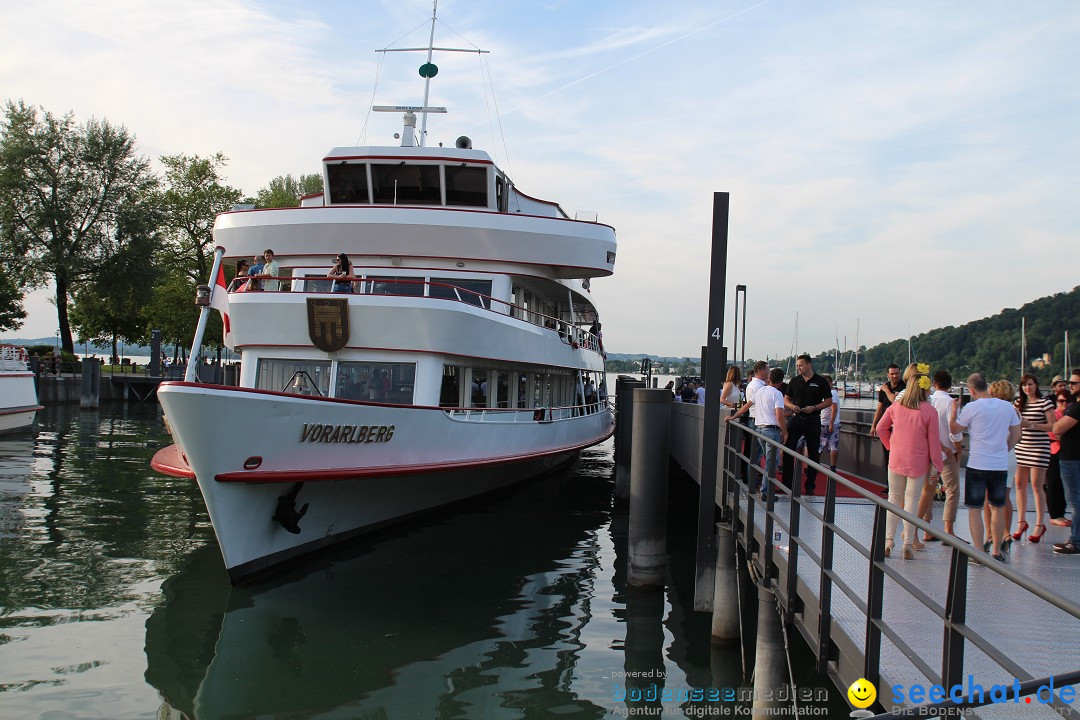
[{"xmin": 186, "ymin": 247, "xmax": 227, "ymax": 382}]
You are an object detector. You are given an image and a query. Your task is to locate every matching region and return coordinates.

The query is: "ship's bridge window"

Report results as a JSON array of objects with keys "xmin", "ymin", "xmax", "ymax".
[
  {"xmin": 429, "ymin": 278, "xmax": 492, "ymax": 308},
  {"xmin": 367, "ymin": 276, "xmax": 425, "ymax": 297},
  {"xmin": 445, "ymin": 165, "xmax": 488, "ymax": 207},
  {"xmin": 335, "ymin": 361, "xmax": 415, "ymax": 404},
  {"xmin": 371, "ymin": 163, "xmax": 440, "ymax": 205},
  {"xmin": 256, "ymin": 359, "xmax": 332, "ymax": 396},
  {"xmin": 327, "ymin": 163, "xmax": 369, "ymax": 204}
]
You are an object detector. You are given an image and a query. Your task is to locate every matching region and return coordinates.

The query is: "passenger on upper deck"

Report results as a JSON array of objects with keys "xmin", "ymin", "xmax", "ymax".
[
  {"xmin": 328, "ymin": 253, "xmax": 354, "ymax": 293},
  {"xmin": 229, "ymin": 259, "xmax": 250, "ymax": 292},
  {"xmin": 260, "ymin": 249, "xmax": 280, "ymax": 291}
]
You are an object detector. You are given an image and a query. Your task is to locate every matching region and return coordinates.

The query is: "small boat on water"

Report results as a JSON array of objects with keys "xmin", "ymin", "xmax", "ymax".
[
  {"xmin": 151, "ymin": 8, "xmax": 616, "ymax": 582},
  {"xmin": 0, "ymin": 345, "xmax": 42, "ymax": 434}
]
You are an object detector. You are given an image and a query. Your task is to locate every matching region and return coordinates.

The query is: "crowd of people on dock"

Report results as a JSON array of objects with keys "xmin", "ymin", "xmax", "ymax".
[{"xmin": 716, "ymin": 357, "xmax": 1080, "ymax": 562}]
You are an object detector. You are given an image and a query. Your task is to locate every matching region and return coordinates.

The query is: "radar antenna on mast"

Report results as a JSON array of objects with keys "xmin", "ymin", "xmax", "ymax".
[{"xmin": 373, "ymin": 0, "xmax": 489, "ymax": 147}]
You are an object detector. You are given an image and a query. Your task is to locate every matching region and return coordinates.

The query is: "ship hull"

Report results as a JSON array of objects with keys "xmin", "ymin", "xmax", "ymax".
[{"xmin": 154, "ymin": 382, "xmax": 612, "ymax": 582}]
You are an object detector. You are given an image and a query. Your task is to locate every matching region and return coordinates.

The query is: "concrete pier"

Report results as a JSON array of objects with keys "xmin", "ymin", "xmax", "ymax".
[
  {"xmin": 710, "ymin": 522, "xmax": 740, "ymax": 645},
  {"xmin": 80, "ymin": 359, "xmax": 100, "ymax": 408},
  {"xmin": 627, "ymin": 388, "xmax": 670, "ymax": 588},
  {"xmin": 752, "ymin": 585, "xmax": 789, "ymax": 713},
  {"xmin": 614, "ymin": 376, "xmax": 645, "ymax": 503}
]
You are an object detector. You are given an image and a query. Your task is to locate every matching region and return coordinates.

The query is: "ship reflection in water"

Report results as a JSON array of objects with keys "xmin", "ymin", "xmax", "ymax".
[{"xmin": 145, "ymin": 443, "xmax": 650, "ymax": 719}]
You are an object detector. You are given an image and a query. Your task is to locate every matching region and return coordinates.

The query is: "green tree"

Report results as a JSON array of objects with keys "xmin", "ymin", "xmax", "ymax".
[
  {"xmin": 0, "ymin": 100, "xmax": 157, "ymax": 353},
  {"xmin": 69, "ymin": 204, "xmax": 160, "ymax": 361},
  {"xmin": 256, "ymin": 173, "xmax": 324, "ymax": 208},
  {"xmin": 0, "ymin": 264, "xmax": 26, "ymax": 331},
  {"xmin": 158, "ymin": 153, "xmax": 242, "ymax": 283}
]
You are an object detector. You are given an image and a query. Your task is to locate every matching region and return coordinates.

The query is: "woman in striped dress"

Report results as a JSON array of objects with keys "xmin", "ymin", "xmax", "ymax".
[{"xmin": 1013, "ymin": 374, "xmax": 1055, "ymax": 542}]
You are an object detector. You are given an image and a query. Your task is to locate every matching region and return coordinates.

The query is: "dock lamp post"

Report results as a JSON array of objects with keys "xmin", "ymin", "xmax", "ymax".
[{"xmin": 733, "ymin": 285, "xmax": 747, "ymax": 370}]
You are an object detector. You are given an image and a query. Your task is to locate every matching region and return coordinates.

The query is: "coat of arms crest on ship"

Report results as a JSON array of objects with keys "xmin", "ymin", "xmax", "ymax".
[{"xmin": 306, "ymin": 298, "xmax": 350, "ymax": 352}]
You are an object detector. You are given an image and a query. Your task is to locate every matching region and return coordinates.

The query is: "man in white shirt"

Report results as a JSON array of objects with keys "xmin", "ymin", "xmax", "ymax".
[
  {"xmin": 260, "ymin": 249, "xmax": 281, "ymax": 291},
  {"xmin": 726, "ymin": 361, "xmax": 769, "ymax": 491},
  {"xmin": 753, "ymin": 368, "xmax": 789, "ymax": 495},
  {"xmin": 950, "ymin": 372, "xmax": 1021, "ymax": 560},
  {"xmin": 922, "ymin": 370, "xmax": 963, "ymax": 540},
  {"xmin": 695, "ymin": 382, "xmax": 705, "ymax": 405}
]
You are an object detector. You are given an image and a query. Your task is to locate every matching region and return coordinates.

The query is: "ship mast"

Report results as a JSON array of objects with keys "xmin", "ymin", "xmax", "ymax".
[
  {"xmin": 372, "ymin": 1, "xmax": 488, "ymax": 148},
  {"xmin": 419, "ymin": 0, "xmax": 438, "ymax": 147}
]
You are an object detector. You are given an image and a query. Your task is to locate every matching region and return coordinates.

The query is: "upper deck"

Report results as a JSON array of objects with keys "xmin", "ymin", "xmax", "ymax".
[{"xmin": 214, "ymin": 145, "xmax": 616, "ymax": 280}]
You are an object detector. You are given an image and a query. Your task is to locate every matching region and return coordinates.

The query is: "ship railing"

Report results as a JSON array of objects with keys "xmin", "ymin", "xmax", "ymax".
[
  {"xmin": 444, "ymin": 400, "xmax": 610, "ymax": 423},
  {"xmin": 230, "ymin": 275, "xmax": 604, "ymax": 355},
  {"xmin": 720, "ymin": 419, "xmax": 1080, "ymax": 717},
  {"xmin": 0, "ymin": 344, "xmax": 30, "ymax": 371}
]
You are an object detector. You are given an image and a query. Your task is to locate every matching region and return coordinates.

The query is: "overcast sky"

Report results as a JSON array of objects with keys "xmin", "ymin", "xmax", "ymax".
[{"xmin": 3, "ymin": 0, "xmax": 1078, "ymax": 360}]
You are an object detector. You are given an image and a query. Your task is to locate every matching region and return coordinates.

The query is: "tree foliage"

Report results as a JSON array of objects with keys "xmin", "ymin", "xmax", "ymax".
[
  {"xmin": 0, "ymin": 100, "xmax": 157, "ymax": 352},
  {"xmin": 789, "ymin": 286, "xmax": 1080, "ymax": 384},
  {"xmin": 255, "ymin": 173, "xmax": 324, "ymax": 208},
  {"xmin": 69, "ymin": 204, "xmax": 161, "ymax": 360},
  {"xmin": 157, "ymin": 153, "xmax": 242, "ymax": 283},
  {"xmin": 0, "ymin": 264, "xmax": 26, "ymax": 331}
]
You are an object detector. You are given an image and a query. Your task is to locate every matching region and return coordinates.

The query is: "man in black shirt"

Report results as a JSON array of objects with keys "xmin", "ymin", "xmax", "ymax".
[{"xmin": 783, "ymin": 354, "xmax": 833, "ymax": 494}]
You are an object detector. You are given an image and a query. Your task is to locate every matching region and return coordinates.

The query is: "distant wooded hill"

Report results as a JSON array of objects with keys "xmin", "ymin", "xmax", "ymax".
[{"xmin": 609, "ymin": 286, "xmax": 1080, "ymax": 383}]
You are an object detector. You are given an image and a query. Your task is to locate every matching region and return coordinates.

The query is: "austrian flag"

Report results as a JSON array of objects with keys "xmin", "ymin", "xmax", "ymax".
[{"xmin": 210, "ymin": 262, "xmax": 233, "ymax": 348}]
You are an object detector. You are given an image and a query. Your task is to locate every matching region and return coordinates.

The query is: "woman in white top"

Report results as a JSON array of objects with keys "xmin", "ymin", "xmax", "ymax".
[{"xmin": 720, "ymin": 366, "xmax": 742, "ymax": 409}]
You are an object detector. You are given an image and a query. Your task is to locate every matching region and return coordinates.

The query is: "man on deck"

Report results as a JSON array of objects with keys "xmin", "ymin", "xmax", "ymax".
[
  {"xmin": 950, "ymin": 372, "xmax": 1021, "ymax": 561},
  {"xmin": 726, "ymin": 360, "xmax": 769, "ymax": 492},
  {"xmin": 783, "ymin": 354, "xmax": 833, "ymax": 495}
]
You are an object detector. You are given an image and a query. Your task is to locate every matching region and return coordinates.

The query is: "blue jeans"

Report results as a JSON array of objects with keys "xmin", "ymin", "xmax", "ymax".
[
  {"xmin": 744, "ymin": 416, "xmax": 763, "ymax": 488},
  {"xmin": 758, "ymin": 426, "xmax": 782, "ymax": 490},
  {"xmin": 1059, "ymin": 459, "xmax": 1080, "ymax": 546}
]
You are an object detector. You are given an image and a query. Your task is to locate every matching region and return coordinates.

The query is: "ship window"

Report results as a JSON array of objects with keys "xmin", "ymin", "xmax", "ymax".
[
  {"xmin": 256, "ymin": 359, "xmax": 332, "ymax": 396},
  {"xmin": 471, "ymin": 369, "xmax": 489, "ymax": 407},
  {"xmin": 371, "ymin": 163, "xmax": 440, "ymax": 205},
  {"xmin": 335, "ymin": 362, "xmax": 415, "ymax": 404},
  {"xmin": 367, "ymin": 276, "xmax": 425, "ymax": 296},
  {"xmin": 445, "ymin": 165, "xmax": 488, "ymax": 207},
  {"xmin": 327, "ymin": 163, "xmax": 369, "ymax": 204},
  {"xmin": 302, "ymin": 274, "xmax": 333, "ymax": 292},
  {"xmin": 429, "ymin": 278, "xmax": 492, "ymax": 308},
  {"xmin": 440, "ymin": 365, "xmax": 463, "ymax": 407}
]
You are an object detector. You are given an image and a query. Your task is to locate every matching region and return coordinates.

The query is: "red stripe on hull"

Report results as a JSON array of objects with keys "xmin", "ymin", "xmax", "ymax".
[{"xmin": 214, "ymin": 428, "xmax": 613, "ymax": 483}]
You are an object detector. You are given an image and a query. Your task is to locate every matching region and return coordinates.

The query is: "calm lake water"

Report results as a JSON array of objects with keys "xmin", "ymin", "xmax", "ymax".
[{"xmin": 0, "ymin": 402, "xmax": 848, "ymax": 719}]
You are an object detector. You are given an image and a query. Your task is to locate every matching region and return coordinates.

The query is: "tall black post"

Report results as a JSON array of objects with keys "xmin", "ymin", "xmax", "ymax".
[
  {"xmin": 694, "ymin": 192, "xmax": 730, "ymax": 611},
  {"xmin": 736, "ymin": 284, "xmax": 747, "ymax": 369},
  {"xmin": 149, "ymin": 329, "xmax": 162, "ymax": 377}
]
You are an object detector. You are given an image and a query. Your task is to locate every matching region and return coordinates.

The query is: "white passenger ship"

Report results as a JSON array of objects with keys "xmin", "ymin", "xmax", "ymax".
[
  {"xmin": 0, "ymin": 345, "xmax": 42, "ymax": 434},
  {"xmin": 152, "ymin": 16, "xmax": 616, "ymax": 582}
]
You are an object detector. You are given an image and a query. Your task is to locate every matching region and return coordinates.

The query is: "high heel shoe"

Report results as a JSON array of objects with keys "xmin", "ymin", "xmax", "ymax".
[
  {"xmin": 912, "ymin": 538, "xmax": 926, "ymax": 551},
  {"xmin": 1011, "ymin": 521, "xmax": 1029, "ymax": 541},
  {"xmin": 884, "ymin": 539, "xmax": 894, "ymax": 558},
  {"xmin": 902, "ymin": 544, "xmax": 916, "ymax": 560},
  {"xmin": 1029, "ymin": 524, "xmax": 1046, "ymax": 543}
]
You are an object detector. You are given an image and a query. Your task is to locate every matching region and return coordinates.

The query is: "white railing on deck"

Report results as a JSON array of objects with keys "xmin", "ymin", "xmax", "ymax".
[
  {"xmin": 444, "ymin": 401, "xmax": 610, "ymax": 423},
  {"xmin": 233, "ymin": 275, "xmax": 605, "ymax": 356},
  {"xmin": 0, "ymin": 345, "xmax": 30, "ymax": 372}
]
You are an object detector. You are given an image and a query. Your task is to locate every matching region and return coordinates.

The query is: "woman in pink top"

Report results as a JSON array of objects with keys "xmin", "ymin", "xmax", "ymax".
[{"xmin": 876, "ymin": 364, "xmax": 944, "ymax": 559}]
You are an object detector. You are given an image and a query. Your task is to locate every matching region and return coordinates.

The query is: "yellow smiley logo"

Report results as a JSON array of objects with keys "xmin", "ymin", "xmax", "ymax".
[{"xmin": 847, "ymin": 678, "xmax": 877, "ymax": 709}]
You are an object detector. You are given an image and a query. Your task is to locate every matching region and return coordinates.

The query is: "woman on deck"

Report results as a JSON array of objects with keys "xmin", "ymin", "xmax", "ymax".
[
  {"xmin": 720, "ymin": 366, "xmax": 742, "ymax": 409},
  {"xmin": 1013, "ymin": 374, "xmax": 1054, "ymax": 542},
  {"xmin": 875, "ymin": 363, "xmax": 943, "ymax": 560}
]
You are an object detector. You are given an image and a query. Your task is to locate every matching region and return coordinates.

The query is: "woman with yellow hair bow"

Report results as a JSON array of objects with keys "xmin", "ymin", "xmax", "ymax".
[{"xmin": 876, "ymin": 363, "xmax": 943, "ymax": 559}]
